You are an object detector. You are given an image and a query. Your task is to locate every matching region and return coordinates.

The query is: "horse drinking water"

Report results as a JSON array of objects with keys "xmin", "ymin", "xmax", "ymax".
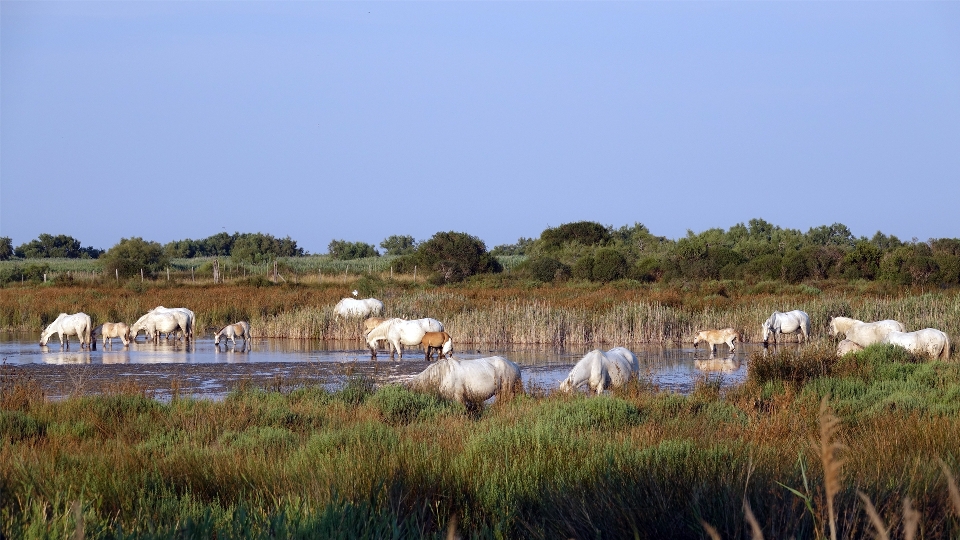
[
  {"xmin": 40, "ymin": 313, "xmax": 93, "ymax": 349},
  {"xmin": 215, "ymin": 321, "xmax": 252, "ymax": 349},
  {"xmin": 762, "ymin": 310, "xmax": 811, "ymax": 344}
]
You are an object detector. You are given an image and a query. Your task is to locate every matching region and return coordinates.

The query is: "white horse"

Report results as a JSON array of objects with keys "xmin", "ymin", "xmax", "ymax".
[
  {"xmin": 334, "ymin": 298, "xmax": 384, "ymax": 319},
  {"xmin": 366, "ymin": 318, "xmax": 434, "ymax": 359},
  {"xmin": 829, "ymin": 316, "xmax": 904, "ymax": 347},
  {"xmin": 762, "ymin": 310, "xmax": 811, "ymax": 344},
  {"xmin": 406, "ymin": 355, "xmax": 522, "ymax": 408},
  {"xmin": 560, "ymin": 347, "xmax": 640, "ymax": 394},
  {"xmin": 693, "ymin": 328, "xmax": 741, "ymax": 353},
  {"xmin": 836, "ymin": 339, "xmax": 864, "ymax": 357},
  {"xmin": 130, "ymin": 312, "xmax": 185, "ymax": 343},
  {"xmin": 883, "ymin": 329, "xmax": 951, "ymax": 360},
  {"xmin": 92, "ymin": 322, "xmax": 130, "ymax": 347},
  {"xmin": 215, "ymin": 321, "xmax": 251, "ymax": 349},
  {"xmin": 40, "ymin": 312, "xmax": 92, "ymax": 349},
  {"xmin": 694, "ymin": 353, "xmax": 742, "ymax": 373},
  {"xmin": 150, "ymin": 306, "xmax": 195, "ymax": 340}
]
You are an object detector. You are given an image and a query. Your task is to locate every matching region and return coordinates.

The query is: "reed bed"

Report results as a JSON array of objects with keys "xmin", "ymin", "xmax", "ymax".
[
  {"xmin": 2, "ymin": 344, "xmax": 960, "ymax": 538},
  {"xmin": 3, "ymin": 283, "xmax": 958, "ymax": 347}
]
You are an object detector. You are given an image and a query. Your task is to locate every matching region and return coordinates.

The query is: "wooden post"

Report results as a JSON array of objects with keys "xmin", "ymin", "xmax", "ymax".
[
  {"xmin": 414, "ymin": 265, "xmax": 417, "ymax": 281},
  {"xmin": 140, "ymin": 269, "xmax": 143, "ymax": 282},
  {"xmin": 43, "ymin": 273, "xmax": 47, "ymax": 283},
  {"xmin": 191, "ymin": 267, "xmax": 195, "ymax": 282},
  {"xmin": 213, "ymin": 258, "xmax": 220, "ymax": 284},
  {"xmin": 167, "ymin": 267, "xmax": 170, "ymax": 281},
  {"xmin": 273, "ymin": 260, "xmax": 278, "ymax": 282},
  {"xmin": 390, "ymin": 266, "xmax": 393, "ymax": 278},
  {"xmin": 115, "ymin": 269, "xmax": 119, "ymax": 282}
]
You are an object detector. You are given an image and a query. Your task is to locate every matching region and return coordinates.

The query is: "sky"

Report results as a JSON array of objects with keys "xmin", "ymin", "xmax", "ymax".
[{"xmin": 2, "ymin": 1, "xmax": 959, "ymax": 254}]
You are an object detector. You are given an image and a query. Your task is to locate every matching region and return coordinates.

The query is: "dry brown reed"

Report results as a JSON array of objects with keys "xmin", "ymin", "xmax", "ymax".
[
  {"xmin": 3, "ymin": 283, "xmax": 960, "ymax": 347},
  {"xmin": 816, "ymin": 395, "xmax": 846, "ymax": 540},
  {"xmin": 857, "ymin": 491, "xmax": 890, "ymax": 540},
  {"xmin": 939, "ymin": 458, "xmax": 960, "ymax": 518}
]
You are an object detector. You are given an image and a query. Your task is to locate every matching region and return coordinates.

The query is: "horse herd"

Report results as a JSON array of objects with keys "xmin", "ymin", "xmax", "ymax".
[
  {"xmin": 38, "ymin": 307, "xmax": 251, "ymax": 351},
  {"xmin": 35, "ymin": 297, "xmax": 952, "ymax": 408}
]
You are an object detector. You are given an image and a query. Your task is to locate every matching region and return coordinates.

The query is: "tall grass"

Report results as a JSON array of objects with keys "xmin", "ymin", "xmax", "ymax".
[{"xmin": 3, "ymin": 283, "xmax": 959, "ymax": 346}]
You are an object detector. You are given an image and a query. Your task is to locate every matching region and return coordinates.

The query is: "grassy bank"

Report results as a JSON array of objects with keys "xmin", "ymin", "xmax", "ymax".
[
  {"xmin": 2, "ymin": 344, "xmax": 959, "ymax": 538},
  {"xmin": 2, "ymin": 279, "xmax": 959, "ymax": 346}
]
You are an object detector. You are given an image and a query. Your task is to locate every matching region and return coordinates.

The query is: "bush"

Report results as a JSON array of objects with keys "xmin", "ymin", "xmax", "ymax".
[
  {"xmin": 525, "ymin": 256, "xmax": 570, "ymax": 283},
  {"xmin": 379, "ymin": 235, "xmax": 417, "ymax": 256},
  {"xmin": 413, "ymin": 231, "xmax": 501, "ymax": 284},
  {"xmin": 539, "ymin": 221, "xmax": 610, "ymax": 251},
  {"xmin": 780, "ymin": 250, "xmax": 808, "ymax": 284},
  {"xmin": 368, "ymin": 385, "xmax": 462, "ymax": 425},
  {"xmin": 328, "ymin": 240, "xmax": 379, "ymax": 260},
  {"xmin": 572, "ymin": 255, "xmax": 594, "ymax": 280},
  {"xmin": 100, "ymin": 237, "xmax": 169, "ymax": 279},
  {"xmin": 591, "ymin": 248, "xmax": 628, "ymax": 282},
  {"xmin": 0, "ymin": 237, "xmax": 12, "ymax": 261}
]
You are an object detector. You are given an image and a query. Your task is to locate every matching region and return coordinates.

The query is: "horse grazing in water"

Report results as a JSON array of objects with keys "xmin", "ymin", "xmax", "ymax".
[
  {"xmin": 406, "ymin": 356, "xmax": 522, "ymax": 408},
  {"xmin": 883, "ymin": 329, "xmax": 951, "ymax": 360},
  {"xmin": 421, "ymin": 331, "xmax": 453, "ymax": 360},
  {"xmin": 836, "ymin": 339, "xmax": 863, "ymax": 357},
  {"xmin": 829, "ymin": 316, "xmax": 904, "ymax": 347},
  {"xmin": 560, "ymin": 347, "xmax": 640, "ymax": 394},
  {"xmin": 366, "ymin": 318, "xmax": 444, "ymax": 359},
  {"xmin": 334, "ymin": 298, "xmax": 384, "ymax": 319},
  {"xmin": 92, "ymin": 322, "xmax": 130, "ymax": 347},
  {"xmin": 130, "ymin": 312, "xmax": 185, "ymax": 343},
  {"xmin": 215, "ymin": 321, "xmax": 252, "ymax": 349},
  {"xmin": 693, "ymin": 328, "xmax": 741, "ymax": 353},
  {"xmin": 40, "ymin": 313, "xmax": 93, "ymax": 349},
  {"xmin": 762, "ymin": 310, "xmax": 811, "ymax": 344},
  {"xmin": 148, "ymin": 306, "xmax": 195, "ymax": 341}
]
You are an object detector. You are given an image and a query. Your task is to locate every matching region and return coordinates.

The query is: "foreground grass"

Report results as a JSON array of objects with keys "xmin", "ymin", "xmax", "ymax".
[{"xmin": 2, "ymin": 345, "xmax": 959, "ymax": 539}]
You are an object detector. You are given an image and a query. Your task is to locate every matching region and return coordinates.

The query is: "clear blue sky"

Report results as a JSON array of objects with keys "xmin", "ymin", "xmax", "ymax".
[{"xmin": 2, "ymin": 1, "xmax": 958, "ymax": 253}]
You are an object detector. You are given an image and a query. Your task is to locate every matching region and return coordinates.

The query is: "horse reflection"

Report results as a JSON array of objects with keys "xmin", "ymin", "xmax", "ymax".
[{"xmin": 694, "ymin": 353, "xmax": 741, "ymax": 373}]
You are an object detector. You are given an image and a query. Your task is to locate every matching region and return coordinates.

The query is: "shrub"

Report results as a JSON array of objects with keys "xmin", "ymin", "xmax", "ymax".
[
  {"xmin": 368, "ymin": 385, "xmax": 462, "ymax": 424},
  {"xmin": 780, "ymin": 250, "xmax": 808, "ymax": 284},
  {"xmin": 572, "ymin": 255, "xmax": 594, "ymax": 280},
  {"xmin": 379, "ymin": 235, "xmax": 417, "ymax": 256},
  {"xmin": 0, "ymin": 237, "xmax": 12, "ymax": 261},
  {"xmin": 591, "ymin": 248, "xmax": 628, "ymax": 282},
  {"xmin": 328, "ymin": 240, "xmax": 379, "ymax": 260},
  {"xmin": 413, "ymin": 231, "xmax": 501, "ymax": 284},
  {"xmin": 101, "ymin": 237, "xmax": 169, "ymax": 279},
  {"xmin": 539, "ymin": 221, "xmax": 610, "ymax": 251},
  {"xmin": 525, "ymin": 256, "xmax": 570, "ymax": 283}
]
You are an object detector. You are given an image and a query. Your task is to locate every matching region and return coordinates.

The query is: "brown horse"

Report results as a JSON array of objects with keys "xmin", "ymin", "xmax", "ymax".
[
  {"xmin": 422, "ymin": 331, "xmax": 453, "ymax": 360},
  {"xmin": 363, "ymin": 317, "xmax": 388, "ymax": 334},
  {"xmin": 92, "ymin": 322, "xmax": 130, "ymax": 347}
]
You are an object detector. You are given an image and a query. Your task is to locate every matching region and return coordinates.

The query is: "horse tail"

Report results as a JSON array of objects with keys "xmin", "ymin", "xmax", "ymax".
[{"xmin": 941, "ymin": 333, "xmax": 951, "ymax": 360}]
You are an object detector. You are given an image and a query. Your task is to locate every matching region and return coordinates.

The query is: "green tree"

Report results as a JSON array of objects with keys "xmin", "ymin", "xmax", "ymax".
[
  {"xmin": 14, "ymin": 234, "xmax": 99, "ymax": 258},
  {"xmin": 380, "ymin": 235, "xmax": 417, "ymax": 256},
  {"xmin": 0, "ymin": 237, "xmax": 12, "ymax": 261},
  {"xmin": 539, "ymin": 221, "xmax": 611, "ymax": 251},
  {"xmin": 491, "ymin": 237, "xmax": 534, "ymax": 257},
  {"xmin": 841, "ymin": 241, "xmax": 882, "ymax": 280},
  {"xmin": 328, "ymin": 240, "xmax": 379, "ymax": 260},
  {"xmin": 413, "ymin": 231, "xmax": 501, "ymax": 283},
  {"xmin": 232, "ymin": 233, "xmax": 303, "ymax": 263},
  {"xmin": 101, "ymin": 237, "xmax": 169, "ymax": 279},
  {"xmin": 524, "ymin": 256, "xmax": 569, "ymax": 282}
]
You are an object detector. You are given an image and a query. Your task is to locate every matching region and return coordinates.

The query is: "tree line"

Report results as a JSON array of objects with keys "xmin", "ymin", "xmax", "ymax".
[{"xmin": 2, "ymin": 219, "xmax": 960, "ymax": 287}]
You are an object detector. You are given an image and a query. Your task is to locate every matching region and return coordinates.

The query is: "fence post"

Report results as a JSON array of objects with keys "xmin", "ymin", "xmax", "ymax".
[
  {"xmin": 140, "ymin": 269, "xmax": 144, "ymax": 282},
  {"xmin": 116, "ymin": 269, "xmax": 119, "ymax": 282},
  {"xmin": 414, "ymin": 265, "xmax": 417, "ymax": 281}
]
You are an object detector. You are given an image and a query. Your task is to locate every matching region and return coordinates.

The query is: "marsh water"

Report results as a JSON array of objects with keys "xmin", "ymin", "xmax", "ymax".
[{"xmin": 1, "ymin": 332, "xmax": 762, "ymax": 400}]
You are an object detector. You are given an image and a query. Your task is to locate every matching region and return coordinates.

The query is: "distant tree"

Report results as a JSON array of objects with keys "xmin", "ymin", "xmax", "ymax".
[
  {"xmin": 329, "ymin": 240, "xmax": 379, "ymax": 260},
  {"xmin": 380, "ymin": 235, "xmax": 417, "ymax": 256},
  {"xmin": 101, "ymin": 237, "xmax": 169, "ymax": 278},
  {"xmin": 869, "ymin": 231, "xmax": 903, "ymax": 251},
  {"xmin": 14, "ymin": 234, "xmax": 100, "ymax": 258},
  {"xmin": 491, "ymin": 237, "xmax": 535, "ymax": 257},
  {"xmin": 841, "ymin": 242, "xmax": 882, "ymax": 280},
  {"xmin": 164, "ymin": 239, "xmax": 200, "ymax": 258},
  {"xmin": 201, "ymin": 232, "xmax": 235, "ymax": 257},
  {"xmin": 806, "ymin": 223, "xmax": 855, "ymax": 248},
  {"xmin": 232, "ymin": 233, "xmax": 304, "ymax": 263},
  {"xmin": 413, "ymin": 231, "xmax": 501, "ymax": 283},
  {"xmin": 539, "ymin": 221, "xmax": 611, "ymax": 251},
  {"xmin": 0, "ymin": 237, "xmax": 12, "ymax": 261}
]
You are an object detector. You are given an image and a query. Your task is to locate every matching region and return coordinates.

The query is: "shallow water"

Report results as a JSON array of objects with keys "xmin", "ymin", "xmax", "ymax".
[{"xmin": 1, "ymin": 332, "xmax": 759, "ymax": 400}]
